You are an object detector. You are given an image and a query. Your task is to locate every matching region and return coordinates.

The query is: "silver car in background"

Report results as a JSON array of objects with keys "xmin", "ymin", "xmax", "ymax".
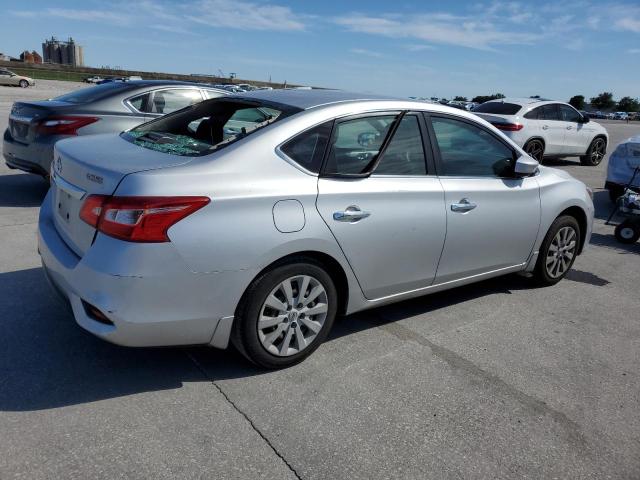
[
  {"xmin": 4, "ymin": 80, "xmax": 227, "ymax": 176},
  {"xmin": 38, "ymin": 90, "xmax": 594, "ymax": 369}
]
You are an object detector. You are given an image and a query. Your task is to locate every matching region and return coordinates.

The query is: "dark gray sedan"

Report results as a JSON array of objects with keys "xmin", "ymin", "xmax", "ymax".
[{"xmin": 3, "ymin": 80, "xmax": 227, "ymax": 176}]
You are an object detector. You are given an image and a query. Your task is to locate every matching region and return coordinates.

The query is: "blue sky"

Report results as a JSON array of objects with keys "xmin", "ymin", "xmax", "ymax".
[{"xmin": 1, "ymin": 0, "xmax": 639, "ymax": 100}]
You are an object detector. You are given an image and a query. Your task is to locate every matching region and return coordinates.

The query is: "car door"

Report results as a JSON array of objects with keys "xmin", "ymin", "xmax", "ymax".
[
  {"xmin": 559, "ymin": 104, "xmax": 588, "ymax": 154},
  {"xmin": 426, "ymin": 114, "xmax": 541, "ymax": 283},
  {"xmin": 538, "ymin": 104, "xmax": 565, "ymax": 155},
  {"xmin": 0, "ymin": 70, "xmax": 11, "ymax": 86},
  {"xmin": 316, "ymin": 112, "xmax": 447, "ymax": 299}
]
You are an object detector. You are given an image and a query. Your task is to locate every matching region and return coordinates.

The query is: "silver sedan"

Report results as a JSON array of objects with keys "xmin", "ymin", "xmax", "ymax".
[
  {"xmin": 38, "ymin": 90, "xmax": 594, "ymax": 368},
  {"xmin": 4, "ymin": 80, "xmax": 226, "ymax": 177}
]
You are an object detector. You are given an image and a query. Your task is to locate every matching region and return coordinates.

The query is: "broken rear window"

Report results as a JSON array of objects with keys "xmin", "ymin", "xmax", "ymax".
[{"xmin": 122, "ymin": 98, "xmax": 298, "ymax": 156}]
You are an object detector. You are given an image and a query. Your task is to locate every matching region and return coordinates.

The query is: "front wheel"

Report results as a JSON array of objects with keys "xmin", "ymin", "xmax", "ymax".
[
  {"xmin": 533, "ymin": 215, "xmax": 581, "ymax": 286},
  {"xmin": 614, "ymin": 221, "xmax": 640, "ymax": 244},
  {"xmin": 524, "ymin": 139, "xmax": 545, "ymax": 162},
  {"xmin": 19, "ymin": 80, "xmax": 29, "ymax": 88},
  {"xmin": 580, "ymin": 137, "xmax": 606, "ymax": 166},
  {"xmin": 231, "ymin": 259, "xmax": 338, "ymax": 369}
]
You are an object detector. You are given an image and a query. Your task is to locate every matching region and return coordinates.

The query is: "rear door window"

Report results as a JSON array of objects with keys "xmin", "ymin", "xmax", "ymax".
[
  {"xmin": 541, "ymin": 104, "xmax": 560, "ymax": 121},
  {"xmin": 324, "ymin": 115, "xmax": 396, "ymax": 175},
  {"xmin": 149, "ymin": 89, "xmax": 204, "ymax": 114},
  {"xmin": 373, "ymin": 115, "xmax": 427, "ymax": 175}
]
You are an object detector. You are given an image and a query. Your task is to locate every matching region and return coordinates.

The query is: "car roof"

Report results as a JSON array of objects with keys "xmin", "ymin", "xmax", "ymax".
[
  {"xmin": 485, "ymin": 97, "xmax": 556, "ymax": 106},
  {"xmin": 234, "ymin": 89, "xmax": 402, "ymax": 110},
  {"xmin": 115, "ymin": 80, "xmax": 222, "ymax": 89}
]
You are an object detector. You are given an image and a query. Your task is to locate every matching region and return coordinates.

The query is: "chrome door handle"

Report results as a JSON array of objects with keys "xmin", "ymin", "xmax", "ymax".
[
  {"xmin": 566, "ymin": 125, "xmax": 573, "ymax": 130},
  {"xmin": 542, "ymin": 125, "xmax": 549, "ymax": 130},
  {"xmin": 333, "ymin": 205, "xmax": 371, "ymax": 222},
  {"xmin": 451, "ymin": 198, "xmax": 477, "ymax": 213}
]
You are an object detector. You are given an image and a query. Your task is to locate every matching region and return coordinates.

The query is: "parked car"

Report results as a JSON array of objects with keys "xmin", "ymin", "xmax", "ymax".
[
  {"xmin": 4, "ymin": 80, "xmax": 227, "ymax": 176},
  {"xmin": 83, "ymin": 76, "xmax": 104, "ymax": 84},
  {"xmin": 605, "ymin": 134, "xmax": 640, "ymax": 201},
  {"xmin": 0, "ymin": 69, "xmax": 35, "ymax": 88},
  {"xmin": 473, "ymin": 98, "xmax": 608, "ymax": 165},
  {"xmin": 38, "ymin": 90, "xmax": 594, "ymax": 368},
  {"xmin": 613, "ymin": 112, "xmax": 629, "ymax": 121}
]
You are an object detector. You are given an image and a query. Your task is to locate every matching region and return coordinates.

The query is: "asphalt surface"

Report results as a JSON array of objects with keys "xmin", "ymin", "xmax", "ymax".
[{"xmin": 1, "ymin": 81, "xmax": 639, "ymax": 479}]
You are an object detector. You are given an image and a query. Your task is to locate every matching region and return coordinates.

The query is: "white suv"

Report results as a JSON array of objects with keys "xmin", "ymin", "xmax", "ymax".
[{"xmin": 474, "ymin": 98, "xmax": 608, "ymax": 166}]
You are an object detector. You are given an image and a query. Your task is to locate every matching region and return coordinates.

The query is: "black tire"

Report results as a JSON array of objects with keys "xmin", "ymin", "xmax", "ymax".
[
  {"xmin": 580, "ymin": 137, "xmax": 606, "ymax": 166},
  {"xmin": 614, "ymin": 221, "xmax": 640, "ymax": 244},
  {"xmin": 524, "ymin": 139, "xmax": 545, "ymax": 162},
  {"xmin": 532, "ymin": 215, "xmax": 581, "ymax": 286},
  {"xmin": 231, "ymin": 258, "xmax": 338, "ymax": 369},
  {"xmin": 19, "ymin": 80, "xmax": 28, "ymax": 88}
]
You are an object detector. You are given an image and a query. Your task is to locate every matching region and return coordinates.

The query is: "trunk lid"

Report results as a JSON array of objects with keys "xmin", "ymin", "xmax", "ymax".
[
  {"xmin": 8, "ymin": 100, "xmax": 77, "ymax": 143},
  {"xmin": 52, "ymin": 133, "xmax": 196, "ymax": 256}
]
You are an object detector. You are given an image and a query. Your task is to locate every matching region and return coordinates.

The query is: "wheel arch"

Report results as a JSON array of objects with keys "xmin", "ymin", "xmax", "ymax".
[
  {"xmin": 524, "ymin": 136, "xmax": 546, "ymax": 146},
  {"xmin": 558, "ymin": 206, "xmax": 588, "ymax": 254},
  {"xmin": 241, "ymin": 250, "xmax": 350, "ymax": 316}
]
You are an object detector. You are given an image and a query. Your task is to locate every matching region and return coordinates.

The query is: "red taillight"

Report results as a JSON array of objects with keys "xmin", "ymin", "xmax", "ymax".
[
  {"xmin": 37, "ymin": 116, "xmax": 99, "ymax": 135},
  {"xmin": 80, "ymin": 195, "xmax": 210, "ymax": 242},
  {"xmin": 491, "ymin": 122, "xmax": 524, "ymax": 131}
]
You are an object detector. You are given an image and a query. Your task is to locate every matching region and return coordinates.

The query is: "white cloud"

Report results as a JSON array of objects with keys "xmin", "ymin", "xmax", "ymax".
[
  {"xmin": 335, "ymin": 13, "xmax": 539, "ymax": 51},
  {"xmin": 349, "ymin": 48, "xmax": 384, "ymax": 58},
  {"xmin": 12, "ymin": 0, "xmax": 307, "ymax": 33},
  {"xmin": 404, "ymin": 44, "xmax": 436, "ymax": 52},
  {"xmin": 185, "ymin": 0, "xmax": 306, "ymax": 31},
  {"xmin": 12, "ymin": 8, "xmax": 132, "ymax": 26}
]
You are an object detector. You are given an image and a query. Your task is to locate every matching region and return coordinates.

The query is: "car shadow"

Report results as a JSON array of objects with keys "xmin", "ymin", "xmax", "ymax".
[
  {"xmin": 542, "ymin": 157, "xmax": 579, "ymax": 167},
  {"xmin": 0, "ymin": 172, "xmax": 49, "ymax": 207},
  {"xmin": 0, "ymin": 266, "xmax": 608, "ymax": 412},
  {"xmin": 589, "ymin": 232, "xmax": 640, "ymax": 254}
]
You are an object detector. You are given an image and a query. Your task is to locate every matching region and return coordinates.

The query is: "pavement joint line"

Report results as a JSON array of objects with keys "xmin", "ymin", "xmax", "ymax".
[
  {"xmin": 366, "ymin": 313, "xmax": 589, "ymax": 448},
  {"xmin": 0, "ymin": 221, "xmax": 38, "ymax": 228},
  {"xmin": 184, "ymin": 350, "xmax": 303, "ymax": 480}
]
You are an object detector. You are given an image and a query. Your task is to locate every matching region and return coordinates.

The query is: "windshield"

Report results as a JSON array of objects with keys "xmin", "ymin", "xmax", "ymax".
[
  {"xmin": 122, "ymin": 98, "xmax": 297, "ymax": 156},
  {"xmin": 54, "ymin": 82, "xmax": 131, "ymax": 103},
  {"xmin": 473, "ymin": 102, "xmax": 522, "ymax": 115}
]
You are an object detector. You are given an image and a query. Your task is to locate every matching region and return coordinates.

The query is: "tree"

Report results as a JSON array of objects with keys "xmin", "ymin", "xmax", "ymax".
[
  {"xmin": 590, "ymin": 92, "xmax": 615, "ymax": 110},
  {"xmin": 569, "ymin": 95, "xmax": 585, "ymax": 110},
  {"xmin": 616, "ymin": 96, "xmax": 640, "ymax": 112},
  {"xmin": 471, "ymin": 93, "xmax": 505, "ymax": 104},
  {"xmin": 453, "ymin": 96, "xmax": 467, "ymax": 101}
]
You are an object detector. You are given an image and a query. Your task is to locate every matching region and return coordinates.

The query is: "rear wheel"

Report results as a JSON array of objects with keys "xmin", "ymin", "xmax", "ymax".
[
  {"xmin": 580, "ymin": 137, "xmax": 606, "ymax": 166},
  {"xmin": 614, "ymin": 221, "xmax": 640, "ymax": 244},
  {"xmin": 19, "ymin": 80, "xmax": 28, "ymax": 88},
  {"xmin": 524, "ymin": 139, "xmax": 545, "ymax": 162},
  {"xmin": 533, "ymin": 215, "xmax": 580, "ymax": 286},
  {"xmin": 232, "ymin": 259, "xmax": 338, "ymax": 369}
]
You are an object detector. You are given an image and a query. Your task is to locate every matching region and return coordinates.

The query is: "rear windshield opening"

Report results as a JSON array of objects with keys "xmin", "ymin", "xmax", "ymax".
[
  {"xmin": 122, "ymin": 98, "xmax": 294, "ymax": 156},
  {"xmin": 473, "ymin": 102, "xmax": 522, "ymax": 115}
]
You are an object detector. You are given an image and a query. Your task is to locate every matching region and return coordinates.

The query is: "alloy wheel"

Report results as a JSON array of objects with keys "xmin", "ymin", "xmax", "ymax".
[
  {"xmin": 257, "ymin": 275, "xmax": 329, "ymax": 357},
  {"xmin": 545, "ymin": 226, "xmax": 577, "ymax": 278},
  {"xmin": 591, "ymin": 139, "xmax": 606, "ymax": 164},
  {"xmin": 525, "ymin": 141, "xmax": 544, "ymax": 161}
]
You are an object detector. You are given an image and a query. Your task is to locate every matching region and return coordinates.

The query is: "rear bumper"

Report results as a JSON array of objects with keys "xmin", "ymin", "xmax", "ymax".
[
  {"xmin": 3, "ymin": 128, "xmax": 58, "ymax": 176},
  {"xmin": 38, "ymin": 189, "xmax": 243, "ymax": 349}
]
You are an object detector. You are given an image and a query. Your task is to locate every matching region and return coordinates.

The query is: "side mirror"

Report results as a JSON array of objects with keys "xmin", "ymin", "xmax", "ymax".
[
  {"xmin": 515, "ymin": 154, "xmax": 539, "ymax": 177},
  {"xmin": 357, "ymin": 132, "xmax": 379, "ymax": 147},
  {"xmin": 580, "ymin": 115, "xmax": 590, "ymax": 123}
]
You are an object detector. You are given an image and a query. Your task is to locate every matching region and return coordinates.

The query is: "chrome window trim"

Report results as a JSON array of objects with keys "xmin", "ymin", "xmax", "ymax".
[{"xmin": 122, "ymin": 87, "xmax": 206, "ymax": 114}]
